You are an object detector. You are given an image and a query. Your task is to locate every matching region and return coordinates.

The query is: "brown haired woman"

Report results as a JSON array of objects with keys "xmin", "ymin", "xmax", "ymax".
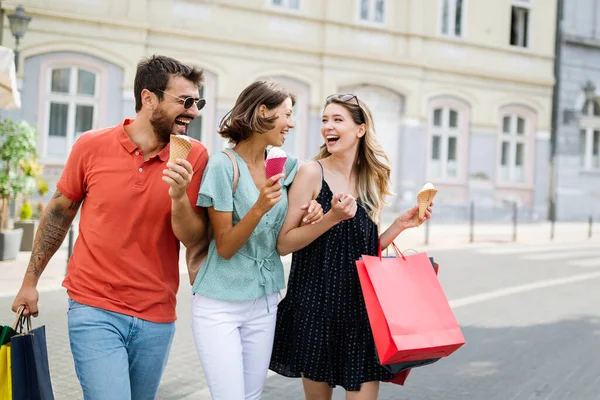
[
  {"xmin": 187, "ymin": 81, "xmax": 323, "ymax": 400},
  {"xmin": 270, "ymin": 94, "xmax": 433, "ymax": 399}
]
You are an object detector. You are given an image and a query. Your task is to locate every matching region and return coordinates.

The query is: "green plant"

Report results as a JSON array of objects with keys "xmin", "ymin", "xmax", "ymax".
[
  {"xmin": 0, "ymin": 118, "xmax": 37, "ymax": 231},
  {"xmin": 31, "ymin": 177, "xmax": 49, "ymax": 220},
  {"xmin": 20, "ymin": 201, "xmax": 32, "ymax": 221},
  {"xmin": 33, "ymin": 200, "xmax": 44, "ymax": 219},
  {"xmin": 37, "ymin": 178, "xmax": 48, "ymax": 196}
]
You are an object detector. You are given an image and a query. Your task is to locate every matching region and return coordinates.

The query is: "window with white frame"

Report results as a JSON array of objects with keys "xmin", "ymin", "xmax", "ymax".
[
  {"xmin": 580, "ymin": 98, "xmax": 600, "ymax": 170},
  {"xmin": 271, "ymin": 0, "xmax": 300, "ymax": 9},
  {"xmin": 510, "ymin": 0, "xmax": 530, "ymax": 47},
  {"xmin": 46, "ymin": 66, "xmax": 99, "ymax": 158},
  {"xmin": 440, "ymin": 0, "xmax": 463, "ymax": 37},
  {"xmin": 499, "ymin": 114, "xmax": 527, "ymax": 183},
  {"xmin": 360, "ymin": 0, "xmax": 385, "ymax": 23},
  {"xmin": 429, "ymin": 107, "xmax": 460, "ymax": 179}
]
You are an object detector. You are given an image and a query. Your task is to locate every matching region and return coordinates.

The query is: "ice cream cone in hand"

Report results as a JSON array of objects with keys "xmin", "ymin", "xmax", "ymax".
[
  {"xmin": 265, "ymin": 147, "xmax": 287, "ymax": 179},
  {"xmin": 417, "ymin": 182, "xmax": 437, "ymax": 226},
  {"xmin": 169, "ymin": 135, "xmax": 192, "ymax": 163}
]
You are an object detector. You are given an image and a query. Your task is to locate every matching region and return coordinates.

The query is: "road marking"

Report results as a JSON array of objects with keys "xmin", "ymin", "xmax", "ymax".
[
  {"xmin": 568, "ymin": 258, "xmax": 600, "ymax": 268},
  {"xmin": 523, "ymin": 250, "xmax": 600, "ymax": 261},
  {"xmin": 477, "ymin": 243, "xmax": 598, "ymax": 255},
  {"xmin": 449, "ymin": 271, "xmax": 600, "ymax": 308}
]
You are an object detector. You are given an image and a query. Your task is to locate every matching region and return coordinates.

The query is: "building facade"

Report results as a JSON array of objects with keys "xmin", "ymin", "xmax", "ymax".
[
  {"xmin": 1, "ymin": 0, "xmax": 556, "ymax": 220},
  {"xmin": 555, "ymin": 0, "xmax": 600, "ymax": 221}
]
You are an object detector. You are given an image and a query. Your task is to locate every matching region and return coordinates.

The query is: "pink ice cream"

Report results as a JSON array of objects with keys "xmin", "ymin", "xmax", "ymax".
[{"xmin": 265, "ymin": 147, "xmax": 287, "ymax": 179}]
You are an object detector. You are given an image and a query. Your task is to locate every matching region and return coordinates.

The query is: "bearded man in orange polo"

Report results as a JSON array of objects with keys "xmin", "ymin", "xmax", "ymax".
[{"xmin": 11, "ymin": 55, "xmax": 209, "ymax": 400}]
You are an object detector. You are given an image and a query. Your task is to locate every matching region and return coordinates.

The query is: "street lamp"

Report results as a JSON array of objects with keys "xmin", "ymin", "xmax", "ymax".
[
  {"xmin": 583, "ymin": 80, "xmax": 596, "ymax": 102},
  {"xmin": 582, "ymin": 80, "xmax": 596, "ymax": 116},
  {"xmin": 7, "ymin": 5, "xmax": 31, "ymax": 72}
]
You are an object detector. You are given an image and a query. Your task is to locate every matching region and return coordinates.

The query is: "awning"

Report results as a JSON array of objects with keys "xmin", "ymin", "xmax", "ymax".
[{"xmin": 0, "ymin": 46, "xmax": 21, "ymax": 109}]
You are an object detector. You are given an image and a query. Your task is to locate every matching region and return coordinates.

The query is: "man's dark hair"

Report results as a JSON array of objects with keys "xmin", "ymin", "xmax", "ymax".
[
  {"xmin": 134, "ymin": 55, "xmax": 204, "ymax": 112},
  {"xmin": 218, "ymin": 81, "xmax": 296, "ymax": 144}
]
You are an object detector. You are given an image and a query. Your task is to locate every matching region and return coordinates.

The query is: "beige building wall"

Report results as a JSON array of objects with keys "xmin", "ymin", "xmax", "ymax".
[{"xmin": 3, "ymin": 0, "xmax": 557, "ymax": 219}]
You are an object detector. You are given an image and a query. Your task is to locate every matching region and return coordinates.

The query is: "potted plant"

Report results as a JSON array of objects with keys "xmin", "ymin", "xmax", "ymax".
[
  {"xmin": 14, "ymin": 164, "xmax": 47, "ymax": 251},
  {"xmin": 0, "ymin": 117, "xmax": 37, "ymax": 260}
]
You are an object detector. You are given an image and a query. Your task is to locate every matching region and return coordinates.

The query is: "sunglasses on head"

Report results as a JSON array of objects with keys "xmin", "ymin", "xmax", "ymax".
[
  {"xmin": 326, "ymin": 93, "xmax": 360, "ymax": 106},
  {"xmin": 156, "ymin": 89, "xmax": 206, "ymax": 111}
]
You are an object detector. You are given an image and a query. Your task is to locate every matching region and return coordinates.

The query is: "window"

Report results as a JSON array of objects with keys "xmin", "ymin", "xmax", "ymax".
[
  {"xmin": 499, "ymin": 115, "xmax": 527, "ymax": 182},
  {"xmin": 271, "ymin": 0, "xmax": 300, "ymax": 9},
  {"xmin": 440, "ymin": 0, "xmax": 463, "ymax": 37},
  {"xmin": 429, "ymin": 107, "xmax": 461, "ymax": 179},
  {"xmin": 258, "ymin": 76, "xmax": 310, "ymax": 160},
  {"xmin": 186, "ymin": 86, "xmax": 204, "ymax": 142},
  {"xmin": 427, "ymin": 97, "xmax": 470, "ymax": 183},
  {"xmin": 580, "ymin": 96, "xmax": 600, "ymax": 170},
  {"xmin": 46, "ymin": 67, "xmax": 99, "ymax": 158},
  {"xmin": 180, "ymin": 69, "xmax": 219, "ymax": 154},
  {"xmin": 360, "ymin": 0, "xmax": 385, "ymax": 23},
  {"xmin": 510, "ymin": 1, "xmax": 529, "ymax": 47}
]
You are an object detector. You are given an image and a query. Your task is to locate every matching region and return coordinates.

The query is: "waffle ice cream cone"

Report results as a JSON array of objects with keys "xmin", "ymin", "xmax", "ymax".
[
  {"xmin": 169, "ymin": 135, "xmax": 192, "ymax": 163},
  {"xmin": 417, "ymin": 182, "xmax": 437, "ymax": 226},
  {"xmin": 265, "ymin": 147, "xmax": 287, "ymax": 179}
]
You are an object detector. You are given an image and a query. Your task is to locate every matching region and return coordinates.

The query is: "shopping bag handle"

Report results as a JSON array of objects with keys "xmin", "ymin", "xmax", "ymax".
[
  {"xmin": 12, "ymin": 305, "xmax": 31, "ymax": 334},
  {"xmin": 378, "ymin": 241, "xmax": 406, "ymax": 261}
]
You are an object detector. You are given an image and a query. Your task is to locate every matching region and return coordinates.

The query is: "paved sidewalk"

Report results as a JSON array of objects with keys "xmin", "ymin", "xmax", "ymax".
[{"xmin": 0, "ymin": 220, "xmax": 598, "ymax": 399}]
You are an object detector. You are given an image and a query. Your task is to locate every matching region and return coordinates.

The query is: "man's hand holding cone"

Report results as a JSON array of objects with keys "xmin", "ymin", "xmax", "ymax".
[{"xmin": 169, "ymin": 134, "xmax": 193, "ymax": 163}]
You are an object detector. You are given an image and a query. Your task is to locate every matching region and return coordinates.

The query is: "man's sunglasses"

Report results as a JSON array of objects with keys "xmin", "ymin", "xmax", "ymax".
[
  {"xmin": 157, "ymin": 89, "xmax": 206, "ymax": 111},
  {"xmin": 326, "ymin": 93, "xmax": 360, "ymax": 106}
]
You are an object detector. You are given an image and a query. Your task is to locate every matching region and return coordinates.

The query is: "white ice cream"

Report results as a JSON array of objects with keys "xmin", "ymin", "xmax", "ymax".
[
  {"xmin": 171, "ymin": 134, "xmax": 191, "ymax": 142},
  {"xmin": 266, "ymin": 146, "xmax": 286, "ymax": 160},
  {"xmin": 420, "ymin": 182, "xmax": 435, "ymax": 192}
]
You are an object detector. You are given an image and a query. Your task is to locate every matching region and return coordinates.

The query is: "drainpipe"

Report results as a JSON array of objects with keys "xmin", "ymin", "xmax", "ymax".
[
  {"xmin": 0, "ymin": 1, "xmax": 4, "ymax": 45},
  {"xmin": 548, "ymin": 0, "xmax": 564, "ymax": 221}
]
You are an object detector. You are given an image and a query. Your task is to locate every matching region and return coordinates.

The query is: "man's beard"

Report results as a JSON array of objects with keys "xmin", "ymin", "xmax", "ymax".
[{"xmin": 150, "ymin": 108, "xmax": 179, "ymax": 143}]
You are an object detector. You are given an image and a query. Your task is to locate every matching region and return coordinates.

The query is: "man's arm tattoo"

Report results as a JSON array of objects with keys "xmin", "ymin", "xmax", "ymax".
[
  {"xmin": 27, "ymin": 200, "xmax": 78, "ymax": 278},
  {"xmin": 52, "ymin": 190, "xmax": 82, "ymax": 210}
]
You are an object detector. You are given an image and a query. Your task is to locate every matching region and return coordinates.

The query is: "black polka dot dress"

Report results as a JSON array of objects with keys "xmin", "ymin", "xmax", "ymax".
[{"xmin": 270, "ymin": 165, "xmax": 394, "ymax": 391}]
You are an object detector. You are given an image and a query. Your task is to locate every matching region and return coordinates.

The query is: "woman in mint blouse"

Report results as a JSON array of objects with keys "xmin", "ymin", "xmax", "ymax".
[{"xmin": 187, "ymin": 81, "xmax": 322, "ymax": 400}]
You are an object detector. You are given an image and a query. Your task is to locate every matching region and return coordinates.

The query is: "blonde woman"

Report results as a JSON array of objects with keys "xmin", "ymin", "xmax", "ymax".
[{"xmin": 270, "ymin": 94, "xmax": 433, "ymax": 399}]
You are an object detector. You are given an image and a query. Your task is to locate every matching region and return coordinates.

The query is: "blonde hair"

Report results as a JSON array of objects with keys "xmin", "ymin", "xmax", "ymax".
[{"xmin": 315, "ymin": 95, "xmax": 392, "ymax": 222}]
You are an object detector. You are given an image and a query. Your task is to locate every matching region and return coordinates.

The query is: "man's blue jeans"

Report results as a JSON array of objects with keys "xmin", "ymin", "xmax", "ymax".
[{"xmin": 67, "ymin": 298, "xmax": 175, "ymax": 400}]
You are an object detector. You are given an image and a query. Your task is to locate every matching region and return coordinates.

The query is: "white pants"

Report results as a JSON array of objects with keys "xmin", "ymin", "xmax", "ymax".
[{"xmin": 191, "ymin": 293, "xmax": 278, "ymax": 400}]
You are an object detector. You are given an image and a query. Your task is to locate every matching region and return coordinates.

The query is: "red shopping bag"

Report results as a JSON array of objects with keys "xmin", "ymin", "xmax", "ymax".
[{"xmin": 356, "ymin": 243, "xmax": 465, "ymax": 369}]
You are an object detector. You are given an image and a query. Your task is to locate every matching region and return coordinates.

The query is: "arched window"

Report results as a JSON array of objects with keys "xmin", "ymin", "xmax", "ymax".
[
  {"xmin": 258, "ymin": 76, "xmax": 310, "ymax": 161},
  {"xmin": 34, "ymin": 53, "xmax": 119, "ymax": 164},
  {"xmin": 497, "ymin": 105, "xmax": 536, "ymax": 184},
  {"xmin": 427, "ymin": 97, "xmax": 470, "ymax": 182},
  {"xmin": 339, "ymin": 85, "xmax": 404, "ymax": 194},
  {"xmin": 185, "ymin": 69, "xmax": 219, "ymax": 154},
  {"xmin": 46, "ymin": 66, "xmax": 100, "ymax": 158}
]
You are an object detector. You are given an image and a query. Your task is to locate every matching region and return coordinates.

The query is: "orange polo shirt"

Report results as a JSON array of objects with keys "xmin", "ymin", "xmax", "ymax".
[{"xmin": 60, "ymin": 119, "xmax": 208, "ymax": 323}]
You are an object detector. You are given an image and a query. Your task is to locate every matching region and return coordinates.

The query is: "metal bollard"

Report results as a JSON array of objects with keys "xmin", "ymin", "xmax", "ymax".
[
  {"xmin": 512, "ymin": 202, "xmax": 517, "ymax": 242},
  {"xmin": 550, "ymin": 213, "xmax": 555, "ymax": 241},
  {"xmin": 589, "ymin": 215, "xmax": 593, "ymax": 239},
  {"xmin": 469, "ymin": 201, "xmax": 474, "ymax": 243}
]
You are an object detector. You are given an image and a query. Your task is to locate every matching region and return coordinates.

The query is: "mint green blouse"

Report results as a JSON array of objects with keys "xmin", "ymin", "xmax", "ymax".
[{"xmin": 193, "ymin": 149, "xmax": 297, "ymax": 301}]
